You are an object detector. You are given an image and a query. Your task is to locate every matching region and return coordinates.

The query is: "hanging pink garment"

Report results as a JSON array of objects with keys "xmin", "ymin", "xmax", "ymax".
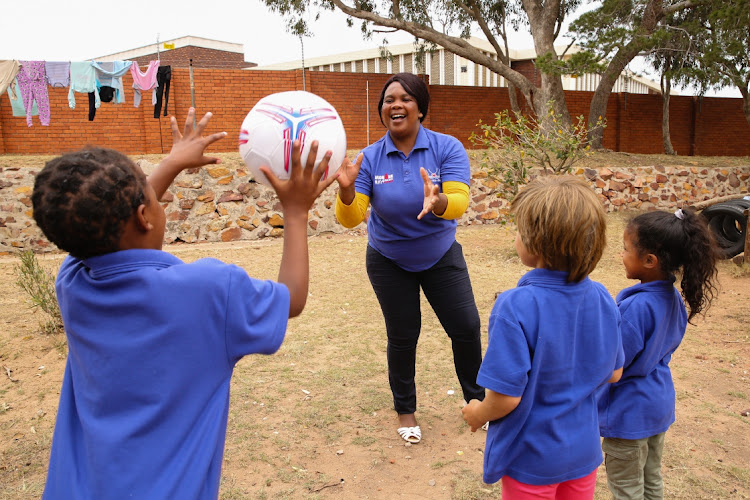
[
  {"xmin": 130, "ymin": 60, "xmax": 160, "ymax": 107},
  {"xmin": 17, "ymin": 60, "xmax": 50, "ymax": 127}
]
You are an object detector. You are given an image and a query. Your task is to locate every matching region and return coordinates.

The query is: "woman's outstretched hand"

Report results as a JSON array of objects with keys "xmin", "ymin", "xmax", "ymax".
[
  {"xmin": 417, "ymin": 167, "xmax": 442, "ymax": 220},
  {"xmin": 335, "ymin": 152, "xmax": 363, "ymax": 204}
]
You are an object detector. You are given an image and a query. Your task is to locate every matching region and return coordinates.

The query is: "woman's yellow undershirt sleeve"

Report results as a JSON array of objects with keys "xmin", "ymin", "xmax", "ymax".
[
  {"xmin": 335, "ymin": 191, "xmax": 370, "ymax": 228},
  {"xmin": 435, "ymin": 181, "xmax": 470, "ymax": 220}
]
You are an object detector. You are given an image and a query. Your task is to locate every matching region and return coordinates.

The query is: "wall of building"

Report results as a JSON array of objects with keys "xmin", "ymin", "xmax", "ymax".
[
  {"xmin": 127, "ymin": 46, "xmax": 255, "ymax": 69},
  {"xmin": 1, "ymin": 68, "xmax": 749, "ymax": 157}
]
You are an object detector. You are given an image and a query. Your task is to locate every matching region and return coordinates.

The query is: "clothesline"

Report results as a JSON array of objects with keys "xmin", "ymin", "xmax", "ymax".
[{"xmin": 0, "ymin": 59, "xmax": 172, "ymax": 126}]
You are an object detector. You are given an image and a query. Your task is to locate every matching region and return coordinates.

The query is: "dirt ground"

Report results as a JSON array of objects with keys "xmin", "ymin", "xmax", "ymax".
[{"xmin": 0, "ymin": 152, "xmax": 749, "ymax": 499}]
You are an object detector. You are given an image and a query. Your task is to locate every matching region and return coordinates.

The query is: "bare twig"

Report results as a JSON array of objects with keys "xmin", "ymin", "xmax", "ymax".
[
  {"xmin": 310, "ymin": 479, "xmax": 344, "ymax": 492},
  {"xmin": 3, "ymin": 365, "xmax": 18, "ymax": 382}
]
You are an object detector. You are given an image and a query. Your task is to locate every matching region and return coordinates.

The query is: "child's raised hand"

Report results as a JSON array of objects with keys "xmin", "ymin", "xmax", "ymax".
[
  {"xmin": 166, "ymin": 108, "xmax": 228, "ymax": 170},
  {"xmin": 149, "ymin": 108, "xmax": 228, "ymax": 199},
  {"xmin": 260, "ymin": 140, "xmax": 338, "ymax": 214}
]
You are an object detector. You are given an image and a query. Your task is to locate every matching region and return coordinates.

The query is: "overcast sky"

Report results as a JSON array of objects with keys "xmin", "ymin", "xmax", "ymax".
[{"xmin": 0, "ymin": 0, "xmax": 739, "ymax": 97}]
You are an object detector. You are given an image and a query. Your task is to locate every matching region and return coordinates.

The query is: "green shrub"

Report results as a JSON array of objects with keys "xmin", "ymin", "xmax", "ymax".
[
  {"xmin": 14, "ymin": 250, "xmax": 64, "ymax": 335},
  {"xmin": 470, "ymin": 103, "xmax": 604, "ymax": 201}
]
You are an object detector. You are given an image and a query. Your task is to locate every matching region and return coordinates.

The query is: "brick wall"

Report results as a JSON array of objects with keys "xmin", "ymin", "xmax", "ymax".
[
  {"xmin": 1, "ymin": 68, "xmax": 748, "ymax": 156},
  {"xmin": 129, "ymin": 47, "xmax": 255, "ymax": 69}
]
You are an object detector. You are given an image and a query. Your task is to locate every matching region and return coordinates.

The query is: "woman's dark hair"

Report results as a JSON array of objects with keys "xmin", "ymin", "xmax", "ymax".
[
  {"xmin": 31, "ymin": 147, "xmax": 147, "ymax": 259},
  {"xmin": 627, "ymin": 208, "xmax": 719, "ymax": 321},
  {"xmin": 377, "ymin": 73, "xmax": 430, "ymax": 126}
]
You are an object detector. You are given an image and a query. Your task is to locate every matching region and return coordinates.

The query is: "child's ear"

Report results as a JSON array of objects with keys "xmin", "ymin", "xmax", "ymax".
[
  {"xmin": 643, "ymin": 253, "xmax": 658, "ymax": 269},
  {"xmin": 134, "ymin": 204, "xmax": 154, "ymax": 232}
]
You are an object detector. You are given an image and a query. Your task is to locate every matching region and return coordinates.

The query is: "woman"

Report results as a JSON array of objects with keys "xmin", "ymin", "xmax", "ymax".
[{"xmin": 335, "ymin": 73, "xmax": 485, "ymax": 444}]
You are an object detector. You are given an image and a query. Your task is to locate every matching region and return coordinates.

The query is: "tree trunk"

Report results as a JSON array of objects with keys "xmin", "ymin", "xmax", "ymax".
[
  {"xmin": 587, "ymin": 0, "xmax": 667, "ymax": 149},
  {"xmin": 522, "ymin": 0, "xmax": 571, "ymax": 131},
  {"xmin": 507, "ymin": 81, "xmax": 521, "ymax": 114},
  {"xmin": 741, "ymin": 86, "xmax": 750, "ymax": 128},
  {"xmin": 662, "ymin": 74, "xmax": 676, "ymax": 155}
]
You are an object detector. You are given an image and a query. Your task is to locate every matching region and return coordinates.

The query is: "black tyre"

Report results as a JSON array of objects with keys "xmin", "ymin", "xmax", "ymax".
[{"xmin": 704, "ymin": 205, "xmax": 747, "ymax": 259}]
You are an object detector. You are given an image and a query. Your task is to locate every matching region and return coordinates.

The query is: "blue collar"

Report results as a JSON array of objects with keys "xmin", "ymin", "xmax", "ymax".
[{"xmin": 384, "ymin": 125, "xmax": 430, "ymax": 156}]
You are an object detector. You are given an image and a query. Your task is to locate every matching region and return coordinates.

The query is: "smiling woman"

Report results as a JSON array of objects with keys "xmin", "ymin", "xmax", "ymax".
[{"xmin": 332, "ymin": 73, "xmax": 486, "ymax": 444}]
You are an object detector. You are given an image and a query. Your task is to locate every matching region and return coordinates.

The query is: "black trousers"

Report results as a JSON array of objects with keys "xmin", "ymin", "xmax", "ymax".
[
  {"xmin": 366, "ymin": 241, "xmax": 485, "ymax": 415},
  {"xmin": 154, "ymin": 66, "xmax": 171, "ymax": 118}
]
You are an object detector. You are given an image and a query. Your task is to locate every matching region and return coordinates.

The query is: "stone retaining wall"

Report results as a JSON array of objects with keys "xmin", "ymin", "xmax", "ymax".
[{"xmin": 1, "ymin": 162, "xmax": 748, "ymax": 255}]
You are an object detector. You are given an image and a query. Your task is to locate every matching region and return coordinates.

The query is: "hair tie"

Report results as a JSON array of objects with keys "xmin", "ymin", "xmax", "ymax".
[{"xmin": 674, "ymin": 208, "xmax": 685, "ymax": 220}]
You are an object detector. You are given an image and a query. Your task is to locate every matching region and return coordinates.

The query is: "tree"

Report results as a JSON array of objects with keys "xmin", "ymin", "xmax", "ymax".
[
  {"xmin": 263, "ymin": 0, "xmax": 583, "ymax": 131},
  {"xmin": 689, "ymin": 0, "xmax": 750, "ymax": 127},
  {"xmin": 567, "ymin": 0, "xmax": 708, "ymax": 149},
  {"xmin": 644, "ymin": 13, "xmax": 698, "ymax": 155}
]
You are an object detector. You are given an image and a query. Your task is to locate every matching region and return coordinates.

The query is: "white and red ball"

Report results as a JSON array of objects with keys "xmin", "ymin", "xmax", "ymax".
[{"xmin": 239, "ymin": 90, "xmax": 346, "ymax": 187}]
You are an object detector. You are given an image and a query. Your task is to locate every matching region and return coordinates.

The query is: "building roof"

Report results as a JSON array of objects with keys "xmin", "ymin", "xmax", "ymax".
[
  {"xmin": 251, "ymin": 36, "xmax": 661, "ymax": 93},
  {"xmin": 92, "ymin": 36, "xmax": 245, "ymax": 62}
]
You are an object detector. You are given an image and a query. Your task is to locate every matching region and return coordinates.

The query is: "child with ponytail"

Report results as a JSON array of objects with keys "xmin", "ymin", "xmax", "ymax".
[{"xmin": 598, "ymin": 207, "xmax": 720, "ymax": 499}]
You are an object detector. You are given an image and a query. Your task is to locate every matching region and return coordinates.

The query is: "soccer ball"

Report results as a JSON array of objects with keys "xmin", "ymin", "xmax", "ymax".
[{"xmin": 239, "ymin": 90, "xmax": 347, "ymax": 187}]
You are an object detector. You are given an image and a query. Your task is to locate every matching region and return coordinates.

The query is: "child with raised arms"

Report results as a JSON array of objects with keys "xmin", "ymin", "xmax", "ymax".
[
  {"xmin": 462, "ymin": 175, "xmax": 624, "ymax": 499},
  {"xmin": 598, "ymin": 207, "xmax": 719, "ymax": 499},
  {"xmin": 32, "ymin": 108, "xmax": 338, "ymax": 499}
]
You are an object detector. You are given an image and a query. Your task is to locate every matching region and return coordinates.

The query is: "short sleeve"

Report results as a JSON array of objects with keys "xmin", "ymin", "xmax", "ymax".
[
  {"xmin": 477, "ymin": 315, "xmax": 531, "ymax": 397},
  {"xmin": 354, "ymin": 150, "xmax": 373, "ymax": 198},
  {"xmin": 438, "ymin": 135, "xmax": 471, "ymax": 185},
  {"xmin": 223, "ymin": 265, "xmax": 290, "ymax": 363}
]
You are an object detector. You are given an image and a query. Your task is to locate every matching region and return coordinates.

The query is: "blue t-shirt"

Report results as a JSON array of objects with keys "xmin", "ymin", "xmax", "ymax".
[
  {"xmin": 478, "ymin": 268, "xmax": 623, "ymax": 486},
  {"xmin": 598, "ymin": 279, "xmax": 687, "ymax": 439},
  {"xmin": 43, "ymin": 249, "xmax": 290, "ymax": 500},
  {"xmin": 356, "ymin": 126, "xmax": 470, "ymax": 272}
]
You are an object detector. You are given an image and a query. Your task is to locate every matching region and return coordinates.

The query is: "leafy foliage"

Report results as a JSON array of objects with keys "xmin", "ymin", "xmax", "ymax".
[
  {"xmin": 469, "ymin": 103, "xmax": 603, "ymax": 200},
  {"xmin": 14, "ymin": 250, "xmax": 63, "ymax": 335}
]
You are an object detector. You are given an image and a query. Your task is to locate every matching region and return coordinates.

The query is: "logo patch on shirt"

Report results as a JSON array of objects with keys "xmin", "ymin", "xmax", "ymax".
[
  {"xmin": 424, "ymin": 167, "xmax": 441, "ymax": 183},
  {"xmin": 375, "ymin": 173, "xmax": 395, "ymax": 185}
]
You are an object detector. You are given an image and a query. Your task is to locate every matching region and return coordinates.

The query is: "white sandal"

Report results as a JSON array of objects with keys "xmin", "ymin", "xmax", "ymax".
[{"xmin": 397, "ymin": 425, "xmax": 421, "ymax": 444}]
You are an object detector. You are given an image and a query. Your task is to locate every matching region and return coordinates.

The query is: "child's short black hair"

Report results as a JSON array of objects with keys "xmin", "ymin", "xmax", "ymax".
[
  {"xmin": 32, "ymin": 147, "xmax": 147, "ymax": 259},
  {"xmin": 377, "ymin": 73, "xmax": 430, "ymax": 125}
]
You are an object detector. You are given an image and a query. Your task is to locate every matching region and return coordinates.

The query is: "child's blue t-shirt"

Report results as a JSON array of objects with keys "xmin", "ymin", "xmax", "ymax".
[
  {"xmin": 478, "ymin": 268, "xmax": 623, "ymax": 486},
  {"xmin": 355, "ymin": 126, "xmax": 470, "ymax": 272},
  {"xmin": 43, "ymin": 249, "xmax": 290, "ymax": 499},
  {"xmin": 598, "ymin": 279, "xmax": 687, "ymax": 439}
]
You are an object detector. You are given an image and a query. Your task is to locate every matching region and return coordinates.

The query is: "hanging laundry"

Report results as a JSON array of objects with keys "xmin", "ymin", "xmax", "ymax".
[
  {"xmin": 91, "ymin": 60, "xmax": 132, "ymax": 104},
  {"xmin": 130, "ymin": 60, "xmax": 159, "ymax": 108},
  {"xmin": 99, "ymin": 86, "xmax": 116, "ymax": 103},
  {"xmin": 7, "ymin": 78, "xmax": 38, "ymax": 117},
  {"xmin": 17, "ymin": 61, "xmax": 50, "ymax": 127},
  {"xmin": 45, "ymin": 61, "xmax": 71, "ymax": 87},
  {"xmin": 154, "ymin": 65, "xmax": 171, "ymax": 118},
  {"xmin": 69, "ymin": 61, "xmax": 100, "ymax": 114},
  {"xmin": 0, "ymin": 60, "xmax": 21, "ymax": 95}
]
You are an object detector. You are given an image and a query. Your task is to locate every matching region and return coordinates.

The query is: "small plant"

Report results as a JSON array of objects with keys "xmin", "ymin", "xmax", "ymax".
[
  {"xmin": 14, "ymin": 250, "xmax": 64, "ymax": 335},
  {"xmin": 470, "ymin": 103, "xmax": 604, "ymax": 201}
]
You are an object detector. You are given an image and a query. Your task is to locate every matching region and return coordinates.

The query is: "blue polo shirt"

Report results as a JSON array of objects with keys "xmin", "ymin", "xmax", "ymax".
[
  {"xmin": 355, "ymin": 126, "xmax": 471, "ymax": 272},
  {"xmin": 598, "ymin": 279, "xmax": 687, "ymax": 439},
  {"xmin": 43, "ymin": 249, "xmax": 289, "ymax": 500},
  {"xmin": 478, "ymin": 269, "xmax": 623, "ymax": 485}
]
